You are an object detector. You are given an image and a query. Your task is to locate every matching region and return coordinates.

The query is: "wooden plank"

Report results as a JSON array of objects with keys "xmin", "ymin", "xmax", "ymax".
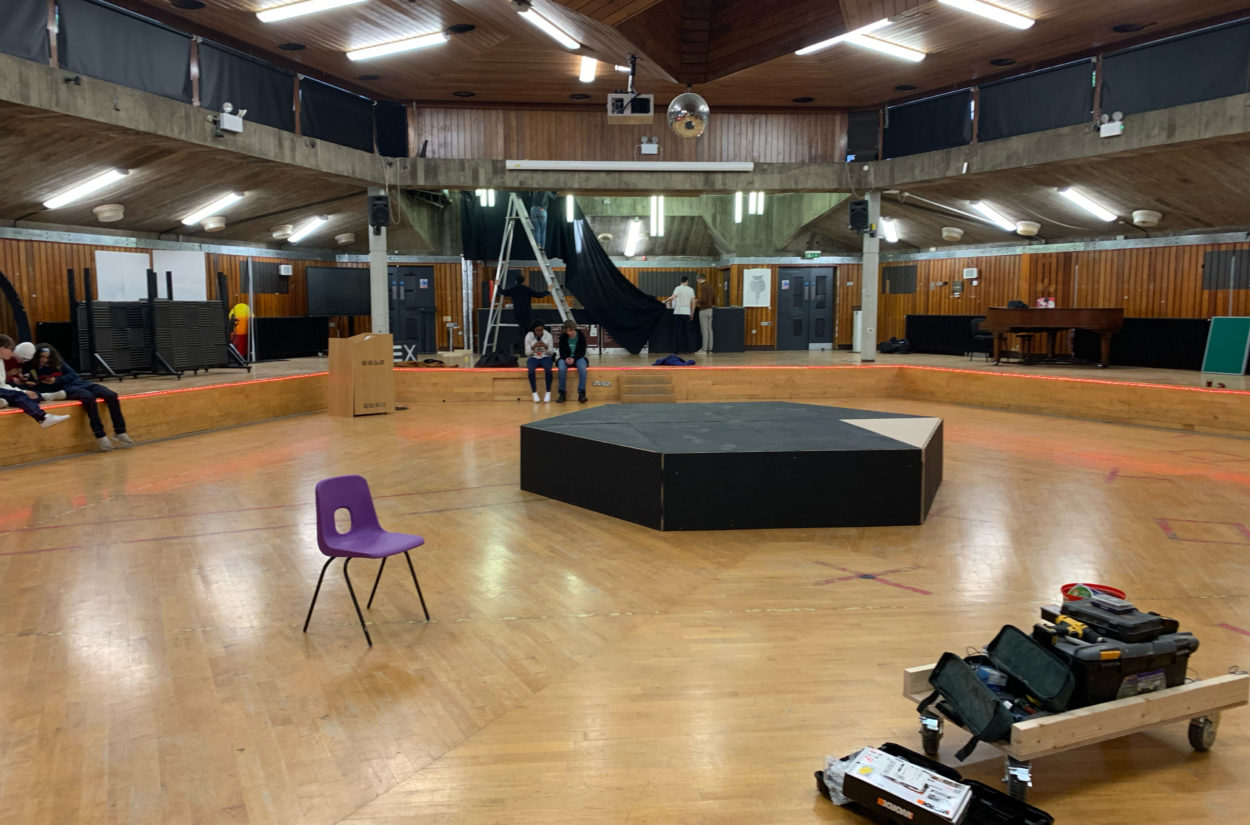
[{"xmin": 903, "ymin": 663, "xmax": 936, "ymax": 702}]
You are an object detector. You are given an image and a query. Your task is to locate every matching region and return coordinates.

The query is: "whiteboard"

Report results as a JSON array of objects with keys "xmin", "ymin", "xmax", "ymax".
[
  {"xmin": 94, "ymin": 251, "xmax": 151, "ymax": 301},
  {"xmin": 152, "ymin": 250, "xmax": 208, "ymax": 301},
  {"xmin": 743, "ymin": 267, "xmax": 772, "ymax": 308}
]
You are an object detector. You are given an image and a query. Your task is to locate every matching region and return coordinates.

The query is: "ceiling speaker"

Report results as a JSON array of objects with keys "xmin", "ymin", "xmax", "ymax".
[
  {"xmin": 941, "ymin": 226, "xmax": 964, "ymax": 242},
  {"xmin": 271, "ymin": 224, "xmax": 294, "ymax": 239},
  {"xmin": 202, "ymin": 216, "xmax": 226, "ymax": 232},
  {"xmin": 1132, "ymin": 209, "xmax": 1161, "ymax": 227},
  {"xmin": 93, "ymin": 203, "xmax": 124, "ymax": 222},
  {"xmin": 1015, "ymin": 220, "xmax": 1040, "ymax": 236}
]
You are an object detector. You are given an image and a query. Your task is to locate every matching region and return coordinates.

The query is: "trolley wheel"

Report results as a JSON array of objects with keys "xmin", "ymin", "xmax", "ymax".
[
  {"xmin": 1006, "ymin": 774, "xmax": 1028, "ymax": 802},
  {"xmin": 921, "ymin": 728, "xmax": 942, "ymax": 756},
  {"xmin": 1189, "ymin": 716, "xmax": 1218, "ymax": 752}
]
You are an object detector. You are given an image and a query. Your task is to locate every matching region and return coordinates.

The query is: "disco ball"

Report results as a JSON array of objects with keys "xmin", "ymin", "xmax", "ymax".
[{"xmin": 667, "ymin": 92, "xmax": 709, "ymax": 139}]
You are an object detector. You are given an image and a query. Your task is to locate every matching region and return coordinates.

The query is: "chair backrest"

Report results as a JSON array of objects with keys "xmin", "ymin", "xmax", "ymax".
[
  {"xmin": 971, "ymin": 317, "xmax": 984, "ymax": 335},
  {"xmin": 315, "ymin": 475, "xmax": 382, "ymax": 554}
]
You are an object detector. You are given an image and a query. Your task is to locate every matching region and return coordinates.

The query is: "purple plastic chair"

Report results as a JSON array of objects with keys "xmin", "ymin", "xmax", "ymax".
[{"xmin": 303, "ymin": 475, "xmax": 430, "ymax": 645}]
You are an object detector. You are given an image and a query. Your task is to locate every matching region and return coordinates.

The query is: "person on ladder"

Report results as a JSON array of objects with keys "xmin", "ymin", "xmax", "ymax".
[{"xmin": 529, "ymin": 192, "xmax": 552, "ymax": 253}]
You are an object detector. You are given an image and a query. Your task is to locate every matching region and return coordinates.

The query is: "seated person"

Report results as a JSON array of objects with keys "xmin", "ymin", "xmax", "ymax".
[
  {"xmin": 524, "ymin": 320, "xmax": 555, "ymax": 403},
  {"xmin": 31, "ymin": 343, "xmax": 134, "ymax": 451},
  {"xmin": 0, "ymin": 335, "xmax": 69, "ymax": 429},
  {"xmin": 556, "ymin": 319, "xmax": 589, "ymax": 404}
]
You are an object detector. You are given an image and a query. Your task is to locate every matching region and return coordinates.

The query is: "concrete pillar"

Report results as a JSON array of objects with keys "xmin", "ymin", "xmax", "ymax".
[
  {"xmin": 859, "ymin": 190, "xmax": 880, "ymax": 362},
  {"xmin": 368, "ymin": 186, "xmax": 389, "ymax": 334}
]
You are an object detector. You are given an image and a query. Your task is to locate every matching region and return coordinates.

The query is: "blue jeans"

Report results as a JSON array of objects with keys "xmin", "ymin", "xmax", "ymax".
[
  {"xmin": 527, "ymin": 356, "xmax": 553, "ymax": 391},
  {"xmin": 0, "ymin": 387, "xmax": 44, "ymax": 422},
  {"xmin": 558, "ymin": 357, "xmax": 588, "ymax": 394},
  {"xmin": 530, "ymin": 206, "xmax": 547, "ymax": 250}
]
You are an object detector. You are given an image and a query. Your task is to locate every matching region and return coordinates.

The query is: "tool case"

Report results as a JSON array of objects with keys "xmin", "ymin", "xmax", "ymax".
[
  {"xmin": 1053, "ymin": 595, "xmax": 1179, "ymax": 643},
  {"xmin": 816, "ymin": 742, "xmax": 1053, "ymax": 825},
  {"xmin": 1033, "ymin": 625, "xmax": 1199, "ymax": 707}
]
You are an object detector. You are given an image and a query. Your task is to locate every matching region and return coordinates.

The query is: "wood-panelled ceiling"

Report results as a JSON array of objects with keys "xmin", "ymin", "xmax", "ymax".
[
  {"xmin": 0, "ymin": 102, "xmax": 371, "ymax": 248},
  {"xmin": 112, "ymin": 0, "xmax": 1250, "ymax": 109}
]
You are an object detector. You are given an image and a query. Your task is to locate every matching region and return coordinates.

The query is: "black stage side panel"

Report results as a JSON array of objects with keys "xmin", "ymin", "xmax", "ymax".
[
  {"xmin": 307, "ymin": 267, "xmax": 370, "ymax": 316},
  {"xmin": 35, "ymin": 322, "xmax": 74, "ymax": 364},
  {"xmin": 711, "ymin": 306, "xmax": 745, "ymax": 352},
  {"xmin": 1074, "ymin": 317, "xmax": 1210, "ymax": 370},
  {"xmin": 905, "ymin": 314, "xmax": 981, "ymax": 355},
  {"xmin": 922, "ymin": 420, "xmax": 944, "ymax": 521},
  {"xmin": 253, "ymin": 316, "xmax": 329, "ymax": 360},
  {"xmin": 520, "ymin": 426, "xmax": 662, "ymax": 529}
]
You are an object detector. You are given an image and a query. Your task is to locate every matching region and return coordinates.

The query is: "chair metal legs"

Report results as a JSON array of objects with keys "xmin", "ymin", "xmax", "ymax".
[{"xmin": 304, "ymin": 551, "xmax": 430, "ymax": 646}]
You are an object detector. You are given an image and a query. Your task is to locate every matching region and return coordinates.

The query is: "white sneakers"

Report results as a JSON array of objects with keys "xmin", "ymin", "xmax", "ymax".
[
  {"xmin": 41, "ymin": 390, "xmax": 67, "ymax": 402},
  {"xmin": 543, "ymin": 391, "xmax": 551, "ymax": 403},
  {"xmin": 98, "ymin": 436, "xmax": 114, "ymax": 451},
  {"xmin": 532, "ymin": 392, "xmax": 540, "ymax": 402},
  {"xmin": 40, "ymin": 414, "xmax": 70, "ymax": 429},
  {"xmin": 116, "ymin": 433, "xmax": 134, "ymax": 447}
]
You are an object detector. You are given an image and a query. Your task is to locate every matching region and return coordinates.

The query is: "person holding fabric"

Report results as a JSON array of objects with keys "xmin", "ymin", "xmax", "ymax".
[
  {"xmin": 524, "ymin": 320, "xmax": 555, "ymax": 403},
  {"xmin": 695, "ymin": 273, "xmax": 715, "ymax": 353},
  {"xmin": 501, "ymin": 273, "xmax": 550, "ymax": 340},
  {"xmin": 555, "ymin": 319, "xmax": 589, "ymax": 404},
  {"xmin": 666, "ymin": 275, "xmax": 697, "ymax": 354},
  {"xmin": 529, "ymin": 191, "xmax": 553, "ymax": 253}
]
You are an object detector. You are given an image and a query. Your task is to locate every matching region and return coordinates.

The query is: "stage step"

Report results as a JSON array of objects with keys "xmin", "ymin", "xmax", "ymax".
[{"xmin": 619, "ymin": 372, "xmax": 675, "ymax": 404}]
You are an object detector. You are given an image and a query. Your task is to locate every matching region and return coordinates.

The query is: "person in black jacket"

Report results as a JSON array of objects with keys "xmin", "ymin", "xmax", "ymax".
[
  {"xmin": 500, "ymin": 273, "xmax": 550, "ymax": 339},
  {"xmin": 31, "ymin": 344, "xmax": 134, "ymax": 451},
  {"xmin": 556, "ymin": 319, "xmax": 589, "ymax": 403}
]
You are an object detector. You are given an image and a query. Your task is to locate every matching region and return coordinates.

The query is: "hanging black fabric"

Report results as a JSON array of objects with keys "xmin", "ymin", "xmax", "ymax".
[
  {"xmin": 375, "ymin": 101, "xmax": 409, "ymax": 158},
  {"xmin": 883, "ymin": 89, "xmax": 972, "ymax": 159},
  {"xmin": 1102, "ymin": 21, "xmax": 1250, "ymax": 116},
  {"xmin": 459, "ymin": 191, "xmax": 570, "ymax": 260},
  {"xmin": 979, "ymin": 61, "xmax": 1094, "ymax": 141},
  {"xmin": 846, "ymin": 110, "xmax": 880, "ymax": 161},
  {"xmin": 299, "ymin": 79, "xmax": 374, "ymax": 152},
  {"xmin": 59, "ymin": 0, "xmax": 191, "ymax": 102},
  {"xmin": 0, "ymin": 0, "xmax": 49, "ymax": 63},
  {"xmin": 198, "ymin": 43, "xmax": 295, "ymax": 133}
]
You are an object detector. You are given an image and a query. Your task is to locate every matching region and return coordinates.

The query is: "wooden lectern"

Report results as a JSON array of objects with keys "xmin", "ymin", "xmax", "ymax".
[{"xmin": 327, "ymin": 333, "xmax": 394, "ymax": 417}]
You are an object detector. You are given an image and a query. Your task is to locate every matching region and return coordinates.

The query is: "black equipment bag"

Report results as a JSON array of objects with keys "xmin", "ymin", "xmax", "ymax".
[
  {"xmin": 919, "ymin": 652, "xmax": 1015, "ymax": 761},
  {"xmin": 1059, "ymin": 597, "xmax": 1179, "ymax": 643},
  {"xmin": 984, "ymin": 624, "xmax": 1075, "ymax": 712},
  {"xmin": 474, "ymin": 351, "xmax": 518, "ymax": 368}
]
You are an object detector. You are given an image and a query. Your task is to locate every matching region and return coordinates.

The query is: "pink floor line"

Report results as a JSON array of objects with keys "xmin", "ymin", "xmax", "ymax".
[{"xmin": 0, "ymin": 482, "xmax": 517, "ymax": 537}]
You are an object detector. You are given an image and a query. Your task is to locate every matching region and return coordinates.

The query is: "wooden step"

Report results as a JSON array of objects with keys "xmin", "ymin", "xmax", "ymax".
[
  {"xmin": 619, "ymin": 373, "xmax": 674, "ymax": 387},
  {"xmin": 621, "ymin": 391, "xmax": 676, "ymax": 404},
  {"xmin": 618, "ymin": 372, "xmax": 675, "ymax": 403}
]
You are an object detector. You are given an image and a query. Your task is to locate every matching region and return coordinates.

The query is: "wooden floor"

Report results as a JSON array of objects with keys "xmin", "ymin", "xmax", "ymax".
[{"xmin": 2, "ymin": 398, "xmax": 1249, "ymax": 825}]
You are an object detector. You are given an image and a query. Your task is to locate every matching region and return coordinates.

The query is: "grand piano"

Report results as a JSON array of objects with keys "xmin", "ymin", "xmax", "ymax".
[{"xmin": 983, "ymin": 307, "xmax": 1124, "ymax": 367}]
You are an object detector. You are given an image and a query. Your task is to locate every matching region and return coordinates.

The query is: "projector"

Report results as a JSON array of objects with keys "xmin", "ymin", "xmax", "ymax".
[{"xmin": 607, "ymin": 93, "xmax": 654, "ymax": 125}]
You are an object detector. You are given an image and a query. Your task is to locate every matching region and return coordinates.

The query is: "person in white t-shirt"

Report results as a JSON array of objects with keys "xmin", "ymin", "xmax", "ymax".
[
  {"xmin": 666, "ymin": 275, "xmax": 697, "ymax": 354},
  {"xmin": 523, "ymin": 320, "xmax": 555, "ymax": 402}
]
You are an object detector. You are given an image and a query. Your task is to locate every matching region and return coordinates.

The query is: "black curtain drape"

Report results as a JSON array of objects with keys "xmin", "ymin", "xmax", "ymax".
[
  {"xmin": 979, "ymin": 61, "xmax": 1094, "ymax": 141},
  {"xmin": 300, "ymin": 79, "xmax": 374, "ymax": 152},
  {"xmin": 1102, "ymin": 21, "xmax": 1250, "ymax": 116},
  {"xmin": 459, "ymin": 191, "xmax": 567, "ymax": 259},
  {"xmin": 1, "ymin": 0, "xmax": 50, "ymax": 63},
  {"xmin": 198, "ymin": 43, "xmax": 295, "ymax": 133},
  {"xmin": 59, "ymin": 0, "xmax": 191, "ymax": 102},
  {"xmin": 883, "ymin": 89, "xmax": 972, "ymax": 159},
  {"xmin": 375, "ymin": 101, "xmax": 409, "ymax": 158}
]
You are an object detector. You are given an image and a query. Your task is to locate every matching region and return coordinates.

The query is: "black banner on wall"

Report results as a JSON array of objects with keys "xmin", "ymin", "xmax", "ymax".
[
  {"xmin": 883, "ymin": 89, "xmax": 973, "ymax": 159},
  {"xmin": 300, "ymin": 79, "xmax": 374, "ymax": 152},
  {"xmin": 1102, "ymin": 21, "xmax": 1250, "ymax": 116},
  {"xmin": 979, "ymin": 61, "xmax": 1094, "ymax": 141},
  {"xmin": 375, "ymin": 101, "xmax": 409, "ymax": 158},
  {"xmin": 1, "ymin": 0, "xmax": 50, "ymax": 63},
  {"xmin": 59, "ymin": 0, "xmax": 191, "ymax": 102},
  {"xmin": 198, "ymin": 43, "xmax": 295, "ymax": 133}
]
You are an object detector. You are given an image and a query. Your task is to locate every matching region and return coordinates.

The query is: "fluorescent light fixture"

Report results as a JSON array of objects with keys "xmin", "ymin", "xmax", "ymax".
[
  {"xmin": 881, "ymin": 217, "xmax": 899, "ymax": 243},
  {"xmin": 614, "ymin": 64, "xmax": 630, "ymax": 73},
  {"xmin": 970, "ymin": 200, "xmax": 1016, "ymax": 231},
  {"xmin": 181, "ymin": 192, "xmax": 244, "ymax": 226},
  {"xmin": 624, "ymin": 219, "xmax": 641, "ymax": 256},
  {"xmin": 579, "ymin": 56, "xmax": 597, "ymax": 83},
  {"xmin": 257, "ymin": 0, "xmax": 366, "ymax": 24},
  {"xmin": 657, "ymin": 194, "xmax": 664, "ymax": 237},
  {"xmin": 844, "ymin": 33, "xmax": 926, "ymax": 62},
  {"xmin": 42, "ymin": 168, "xmax": 129, "ymax": 210},
  {"xmin": 487, "ymin": 189, "xmax": 496, "ymax": 207},
  {"xmin": 1058, "ymin": 187, "xmax": 1116, "ymax": 222},
  {"xmin": 938, "ymin": 0, "xmax": 1034, "ymax": 30},
  {"xmin": 506, "ymin": 159, "xmax": 754, "ymax": 172},
  {"xmin": 648, "ymin": 195, "xmax": 664, "ymax": 237},
  {"xmin": 565, "ymin": 193, "xmax": 575, "ymax": 222},
  {"xmin": 748, "ymin": 191, "xmax": 757, "ymax": 215},
  {"xmin": 347, "ymin": 31, "xmax": 448, "ymax": 61},
  {"xmin": 518, "ymin": 7, "xmax": 581, "ymax": 50},
  {"xmin": 755, "ymin": 191, "xmax": 765, "ymax": 215},
  {"xmin": 795, "ymin": 18, "xmax": 890, "ymax": 56},
  {"xmin": 288, "ymin": 215, "xmax": 329, "ymax": 243},
  {"xmin": 733, "ymin": 191, "xmax": 743, "ymax": 224}
]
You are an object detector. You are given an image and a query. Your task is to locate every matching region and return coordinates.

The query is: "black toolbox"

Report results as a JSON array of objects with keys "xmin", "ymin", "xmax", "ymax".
[
  {"xmin": 1033, "ymin": 626, "xmax": 1199, "ymax": 707},
  {"xmin": 1055, "ymin": 596, "xmax": 1179, "ymax": 643},
  {"xmin": 816, "ymin": 742, "xmax": 1053, "ymax": 825}
]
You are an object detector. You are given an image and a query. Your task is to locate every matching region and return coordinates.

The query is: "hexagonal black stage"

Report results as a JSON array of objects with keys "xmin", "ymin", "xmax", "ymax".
[{"xmin": 520, "ymin": 402, "xmax": 942, "ymax": 531}]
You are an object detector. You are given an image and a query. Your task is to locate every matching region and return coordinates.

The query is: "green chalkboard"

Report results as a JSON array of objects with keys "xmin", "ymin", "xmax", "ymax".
[{"xmin": 1201, "ymin": 316, "xmax": 1250, "ymax": 374}]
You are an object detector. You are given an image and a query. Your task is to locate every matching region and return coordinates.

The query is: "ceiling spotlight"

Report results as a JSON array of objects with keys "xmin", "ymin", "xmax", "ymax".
[
  {"xmin": 288, "ymin": 215, "xmax": 329, "ymax": 243},
  {"xmin": 514, "ymin": 2, "xmax": 581, "ymax": 50},
  {"xmin": 881, "ymin": 217, "xmax": 899, "ymax": 243},
  {"xmin": 970, "ymin": 200, "xmax": 1016, "ymax": 231},
  {"xmin": 257, "ymin": 0, "xmax": 366, "ymax": 24},
  {"xmin": 43, "ymin": 169, "xmax": 129, "ymax": 210},
  {"xmin": 348, "ymin": 31, "xmax": 449, "ymax": 60},
  {"xmin": 1058, "ymin": 187, "xmax": 1117, "ymax": 222},
  {"xmin": 181, "ymin": 191, "xmax": 244, "ymax": 226},
  {"xmin": 579, "ymin": 56, "xmax": 597, "ymax": 83},
  {"xmin": 93, "ymin": 204, "xmax": 125, "ymax": 223},
  {"xmin": 938, "ymin": 0, "xmax": 1034, "ymax": 30}
]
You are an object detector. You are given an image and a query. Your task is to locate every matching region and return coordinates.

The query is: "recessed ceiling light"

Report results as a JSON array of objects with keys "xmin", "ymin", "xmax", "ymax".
[
  {"xmin": 446, "ymin": 23, "xmax": 475, "ymax": 34},
  {"xmin": 453, "ymin": 90, "xmax": 476, "ymax": 97},
  {"xmin": 347, "ymin": 31, "xmax": 449, "ymax": 61},
  {"xmin": 170, "ymin": 0, "xmax": 206, "ymax": 9},
  {"xmin": 278, "ymin": 42, "xmax": 306, "ymax": 51},
  {"xmin": 938, "ymin": 0, "xmax": 1034, "ymax": 30},
  {"xmin": 569, "ymin": 93, "xmax": 591, "ymax": 100},
  {"xmin": 895, "ymin": 84, "xmax": 917, "ymax": 91},
  {"xmin": 357, "ymin": 74, "xmax": 380, "ymax": 81},
  {"xmin": 793, "ymin": 96, "xmax": 815, "ymax": 103},
  {"xmin": 43, "ymin": 169, "xmax": 129, "ymax": 210},
  {"xmin": 257, "ymin": 0, "xmax": 366, "ymax": 24},
  {"xmin": 1112, "ymin": 22, "xmax": 1151, "ymax": 33}
]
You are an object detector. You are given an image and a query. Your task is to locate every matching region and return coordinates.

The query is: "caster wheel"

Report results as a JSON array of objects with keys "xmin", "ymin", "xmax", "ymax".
[
  {"xmin": 921, "ymin": 729, "xmax": 941, "ymax": 757},
  {"xmin": 1189, "ymin": 717, "xmax": 1218, "ymax": 752},
  {"xmin": 1006, "ymin": 775, "xmax": 1028, "ymax": 802}
]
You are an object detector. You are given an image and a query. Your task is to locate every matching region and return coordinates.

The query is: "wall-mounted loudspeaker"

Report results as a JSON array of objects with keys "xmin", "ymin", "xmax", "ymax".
[
  {"xmin": 368, "ymin": 195, "xmax": 391, "ymax": 229},
  {"xmin": 848, "ymin": 199, "xmax": 869, "ymax": 232}
]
